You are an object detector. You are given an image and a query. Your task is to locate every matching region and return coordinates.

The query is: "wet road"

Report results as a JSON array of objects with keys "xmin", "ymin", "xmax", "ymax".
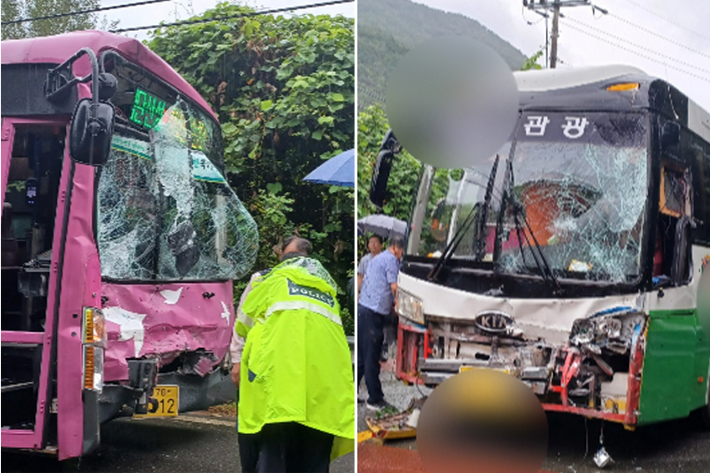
[
  {"xmin": 358, "ymin": 366, "xmax": 710, "ymax": 473},
  {"xmin": 3, "ymin": 414, "xmax": 354, "ymax": 473}
]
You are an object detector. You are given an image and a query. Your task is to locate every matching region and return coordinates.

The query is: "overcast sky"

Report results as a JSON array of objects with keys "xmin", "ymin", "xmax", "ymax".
[{"xmin": 411, "ymin": 0, "xmax": 710, "ymax": 112}]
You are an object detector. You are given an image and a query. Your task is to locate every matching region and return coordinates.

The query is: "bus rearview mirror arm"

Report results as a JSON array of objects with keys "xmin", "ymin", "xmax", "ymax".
[
  {"xmin": 45, "ymin": 47, "xmax": 118, "ymax": 166},
  {"xmin": 369, "ymin": 129, "xmax": 401, "ymax": 211}
]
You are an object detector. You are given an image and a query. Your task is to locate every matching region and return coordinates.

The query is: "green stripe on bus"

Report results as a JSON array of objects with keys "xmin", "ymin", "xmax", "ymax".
[{"xmin": 637, "ymin": 309, "xmax": 710, "ymax": 425}]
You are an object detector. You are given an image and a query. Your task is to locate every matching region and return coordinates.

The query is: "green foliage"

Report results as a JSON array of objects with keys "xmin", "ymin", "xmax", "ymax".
[
  {"xmin": 522, "ymin": 50, "xmax": 544, "ymax": 71},
  {"xmin": 1, "ymin": 0, "xmax": 118, "ymax": 40},
  {"xmin": 148, "ymin": 2, "xmax": 354, "ymax": 334},
  {"xmin": 357, "ymin": 103, "xmax": 450, "ymax": 258},
  {"xmin": 357, "ymin": 104, "xmax": 421, "ymax": 222}
]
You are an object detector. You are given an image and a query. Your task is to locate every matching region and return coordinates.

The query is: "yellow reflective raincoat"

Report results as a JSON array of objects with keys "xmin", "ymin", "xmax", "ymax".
[{"xmin": 236, "ymin": 257, "xmax": 355, "ymax": 459}]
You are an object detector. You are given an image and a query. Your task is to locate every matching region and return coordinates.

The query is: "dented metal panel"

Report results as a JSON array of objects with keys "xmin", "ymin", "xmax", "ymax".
[{"xmin": 101, "ymin": 281, "xmax": 234, "ymax": 381}]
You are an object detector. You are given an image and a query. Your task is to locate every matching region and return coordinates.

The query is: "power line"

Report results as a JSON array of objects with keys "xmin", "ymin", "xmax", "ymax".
[
  {"xmin": 620, "ymin": 0, "xmax": 710, "ymax": 42},
  {"xmin": 1, "ymin": 0, "xmax": 170, "ymax": 25},
  {"xmin": 521, "ymin": 4, "xmax": 545, "ymax": 26},
  {"xmin": 111, "ymin": 0, "xmax": 354, "ymax": 33},
  {"xmin": 595, "ymin": 10, "xmax": 710, "ymax": 60},
  {"xmin": 562, "ymin": 16, "xmax": 710, "ymax": 76},
  {"xmin": 561, "ymin": 21, "xmax": 710, "ymax": 84},
  {"xmin": 524, "ymin": 0, "xmax": 591, "ymax": 69}
]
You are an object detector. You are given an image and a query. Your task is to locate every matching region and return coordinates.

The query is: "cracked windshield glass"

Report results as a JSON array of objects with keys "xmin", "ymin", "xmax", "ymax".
[
  {"xmin": 416, "ymin": 112, "xmax": 648, "ymax": 283},
  {"xmin": 98, "ymin": 97, "xmax": 258, "ymax": 281}
]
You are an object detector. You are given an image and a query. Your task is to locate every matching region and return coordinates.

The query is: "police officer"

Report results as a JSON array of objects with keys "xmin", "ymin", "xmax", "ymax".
[{"xmin": 235, "ymin": 237, "xmax": 354, "ymax": 472}]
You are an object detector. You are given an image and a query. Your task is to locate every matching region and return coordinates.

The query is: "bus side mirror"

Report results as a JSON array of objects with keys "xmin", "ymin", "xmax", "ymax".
[
  {"xmin": 370, "ymin": 149, "xmax": 395, "ymax": 210},
  {"xmin": 661, "ymin": 122, "xmax": 680, "ymax": 149},
  {"xmin": 69, "ymin": 98, "xmax": 115, "ymax": 166}
]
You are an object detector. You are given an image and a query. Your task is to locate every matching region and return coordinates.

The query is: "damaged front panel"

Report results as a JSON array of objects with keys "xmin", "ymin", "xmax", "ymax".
[
  {"xmin": 398, "ymin": 272, "xmax": 651, "ymax": 425},
  {"xmin": 101, "ymin": 281, "xmax": 234, "ymax": 382},
  {"xmin": 418, "ymin": 306, "xmax": 648, "ymax": 423}
]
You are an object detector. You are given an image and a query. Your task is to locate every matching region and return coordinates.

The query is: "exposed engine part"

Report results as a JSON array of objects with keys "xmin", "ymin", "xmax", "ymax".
[
  {"xmin": 413, "ymin": 309, "xmax": 648, "ymax": 422},
  {"xmin": 570, "ymin": 310, "xmax": 646, "ymax": 356}
]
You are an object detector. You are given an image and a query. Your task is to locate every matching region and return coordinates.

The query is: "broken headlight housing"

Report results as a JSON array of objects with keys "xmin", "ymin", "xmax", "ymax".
[
  {"xmin": 569, "ymin": 308, "xmax": 645, "ymax": 355},
  {"xmin": 397, "ymin": 289, "xmax": 424, "ymax": 325}
]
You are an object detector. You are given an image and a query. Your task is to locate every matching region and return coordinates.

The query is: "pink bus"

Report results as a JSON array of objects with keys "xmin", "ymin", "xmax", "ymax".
[{"xmin": 1, "ymin": 31, "xmax": 258, "ymax": 460}]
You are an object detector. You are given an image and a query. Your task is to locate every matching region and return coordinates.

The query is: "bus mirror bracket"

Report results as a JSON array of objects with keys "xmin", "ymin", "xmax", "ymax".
[
  {"xmin": 370, "ymin": 130, "xmax": 402, "ymax": 210},
  {"xmin": 45, "ymin": 47, "xmax": 117, "ymax": 166}
]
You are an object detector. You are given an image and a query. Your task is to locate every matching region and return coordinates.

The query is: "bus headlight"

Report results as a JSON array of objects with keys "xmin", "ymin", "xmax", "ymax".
[
  {"xmin": 83, "ymin": 307, "xmax": 107, "ymax": 348},
  {"xmin": 83, "ymin": 345, "xmax": 104, "ymax": 391},
  {"xmin": 83, "ymin": 307, "xmax": 106, "ymax": 392},
  {"xmin": 398, "ymin": 290, "xmax": 424, "ymax": 325}
]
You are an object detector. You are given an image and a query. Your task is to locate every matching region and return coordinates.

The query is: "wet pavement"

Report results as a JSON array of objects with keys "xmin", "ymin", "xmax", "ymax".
[
  {"xmin": 358, "ymin": 362, "xmax": 710, "ymax": 473},
  {"xmin": 2, "ymin": 413, "xmax": 354, "ymax": 472}
]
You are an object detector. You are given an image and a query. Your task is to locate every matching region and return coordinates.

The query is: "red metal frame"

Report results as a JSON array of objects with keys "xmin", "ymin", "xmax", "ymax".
[
  {"xmin": 624, "ymin": 327, "xmax": 645, "ymax": 426},
  {"xmin": 541, "ymin": 403, "xmax": 627, "ymax": 423},
  {"xmin": 395, "ymin": 321, "xmax": 427, "ymax": 385}
]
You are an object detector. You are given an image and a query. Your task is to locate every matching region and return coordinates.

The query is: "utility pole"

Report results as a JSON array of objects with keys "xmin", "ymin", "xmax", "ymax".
[
  {"xmin": 523, "ymin": 0, "xmax": 596, "ymax": 69},
  {"xmin": 550, "ymin": 2, "xmax": 560, "ymax": 68}
]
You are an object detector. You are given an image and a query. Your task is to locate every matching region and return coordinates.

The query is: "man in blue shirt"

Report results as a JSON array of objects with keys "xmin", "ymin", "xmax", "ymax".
[
  {"xmin": 357, "ymin": 234, "xmax": 383, "ymax": 297},
  {"xmin": 357, "ymin": 236, "xmax": 404, "ymax": 411}
]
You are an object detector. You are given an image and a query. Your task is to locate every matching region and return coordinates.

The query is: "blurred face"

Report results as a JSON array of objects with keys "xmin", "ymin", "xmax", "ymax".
[{"xmin": 368, "ymin": 236, "xmax": 383, "ymax": 255}]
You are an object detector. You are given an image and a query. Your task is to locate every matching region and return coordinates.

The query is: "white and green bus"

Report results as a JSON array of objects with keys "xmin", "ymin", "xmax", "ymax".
[{"xmin": 372, "ymin": 65, "xmax": 710, "ymax": 428}]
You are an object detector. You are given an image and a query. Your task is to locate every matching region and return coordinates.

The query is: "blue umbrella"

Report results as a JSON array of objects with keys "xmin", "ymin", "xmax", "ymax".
[{"xmin": 303, "ymin": 148, "xmax": 355, "ymax": 187}]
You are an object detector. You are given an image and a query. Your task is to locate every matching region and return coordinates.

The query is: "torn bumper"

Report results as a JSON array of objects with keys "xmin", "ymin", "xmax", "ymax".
[{"xmin": 396, "ymin": 308, "xmax": 647, "ymax": 427}]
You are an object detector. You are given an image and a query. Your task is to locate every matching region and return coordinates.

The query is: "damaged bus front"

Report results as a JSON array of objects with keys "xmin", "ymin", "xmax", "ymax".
[
  {"xmin": 373, "ymin": 66, "xmax": 710, "ymax": 428},
  {"xmin": 1, "ymin": 31, "xmax": 257, "ymax": 459}
]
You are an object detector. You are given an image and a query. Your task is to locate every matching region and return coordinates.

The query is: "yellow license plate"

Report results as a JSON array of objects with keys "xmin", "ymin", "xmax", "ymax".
[
  {"xmin": 135, "ymin": 385, "xmax": 179, "ymax": 418},
  {"xmin": 460, "ymin": 366, "xmax": 510, "ymax": 374}
]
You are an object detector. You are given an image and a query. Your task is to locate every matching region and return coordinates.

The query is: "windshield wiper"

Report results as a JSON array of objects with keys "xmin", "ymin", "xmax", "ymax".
[
  {"xmin": 495, "ymin": 156, "xmax": 564, "ymax": 295},
  {"xmin": 472, "ymin": 156, "xmax": 500, "ymax": 261},
  {"xmin": 428, "ymin": 156, "xmax": 500, "ymax": 282}
]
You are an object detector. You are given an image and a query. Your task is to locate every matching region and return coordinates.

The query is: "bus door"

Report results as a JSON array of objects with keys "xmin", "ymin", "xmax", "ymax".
[
  {"xmin": 1, "ymin": 118, "xmax": 67, "ymax": 453},
  {"xmin": 2, "ymin": 47, "xmax": 116, "ymax": 459}
]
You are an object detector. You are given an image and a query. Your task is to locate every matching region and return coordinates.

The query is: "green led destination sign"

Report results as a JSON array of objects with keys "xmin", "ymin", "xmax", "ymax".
[{"xmin": 130, "ymin": 88, "xmax": 166, "ymax": 130}]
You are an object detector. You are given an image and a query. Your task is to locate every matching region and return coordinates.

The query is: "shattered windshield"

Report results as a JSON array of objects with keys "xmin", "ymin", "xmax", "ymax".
[
  {"xmin": 97, "ymin": 99, "xmax": 258, "ymax": 281},
  {"xmin": 415, "ymin": 112, "xmax": 649, "ymax": 283}
]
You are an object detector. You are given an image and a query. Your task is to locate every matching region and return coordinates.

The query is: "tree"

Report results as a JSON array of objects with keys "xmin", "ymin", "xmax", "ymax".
[
  {"xmin": 148, "ymin": 3, "xmax": 355, "ymax": 334},
  {"xmin": 1, "ymin": 0, "xmax": 117, "ymax": 40}
]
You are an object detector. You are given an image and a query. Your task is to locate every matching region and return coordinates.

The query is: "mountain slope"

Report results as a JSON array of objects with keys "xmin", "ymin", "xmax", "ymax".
[{"xmin": 358, "ymin": 0, "xmax": 527, "ymax": 109}]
